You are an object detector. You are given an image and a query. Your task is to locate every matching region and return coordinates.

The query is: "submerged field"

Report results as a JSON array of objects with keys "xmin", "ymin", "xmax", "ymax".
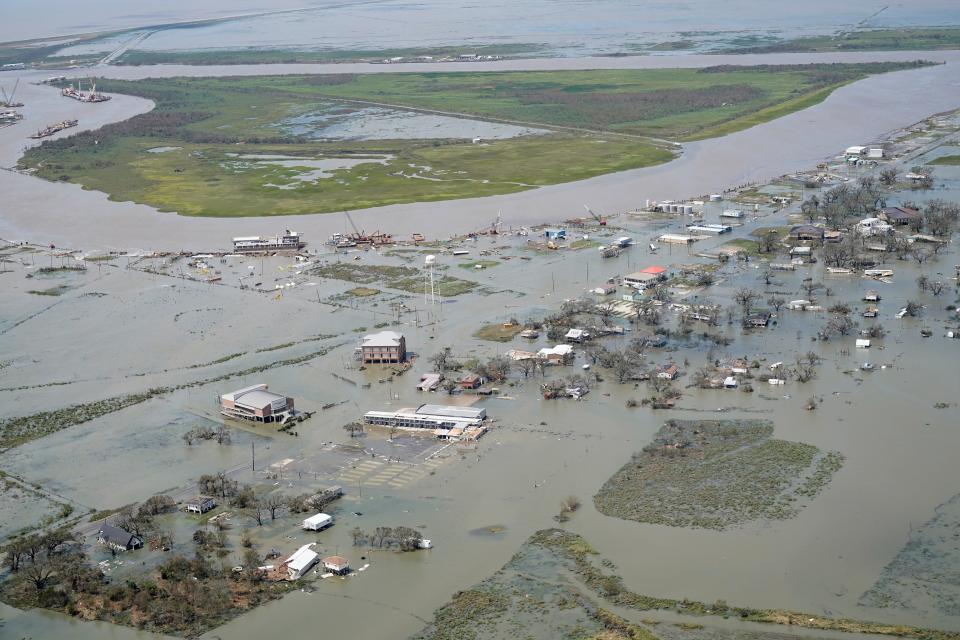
[
  {"xmin": 593, "ymin": 419, "xmax": 844, "ymax": 530},
  {"xmin": 411, "ymin": 529, "xmax": 955, "ymax": 640},
  {"xmin": 19, "ymin": 62, "xmax": 927, "ymax": 217}
]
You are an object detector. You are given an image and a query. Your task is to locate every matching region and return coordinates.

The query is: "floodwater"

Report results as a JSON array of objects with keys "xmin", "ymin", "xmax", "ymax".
[
  {"xmin": 38, "ymin": 0, "xmax": 960, "ymax": 58},
  {"xmin": 1, "ymin": 50, "xmax": 959, "ymax": 250},
  {"xmin": 279, "ymin": 104, "xmax": 547, "ymax": 141},
  {"xmin": 2, "ymin": 155, "xmax": 959, "ymax": 639},
  {"xmin": 1, "ymin": 44, "xmax": 960, "ymax": 640}
]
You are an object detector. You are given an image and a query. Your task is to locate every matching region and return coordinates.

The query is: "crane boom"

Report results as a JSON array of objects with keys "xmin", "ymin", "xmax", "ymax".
[
  {"xmin": 583, "ymin": 204, "xmax": 607, "ymax": 226},
  {"xmin": 344, "ymin": 210, "xmax": 362, "ymax": 236}
]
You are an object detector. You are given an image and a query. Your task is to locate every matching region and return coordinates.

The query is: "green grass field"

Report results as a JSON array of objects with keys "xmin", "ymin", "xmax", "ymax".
[
  {"xmin": 20, "ymin": 62, "xmax": 926, "ymax": 217},
  {"xmin": 733, "ymin": 27, "xmax": 960, "ymax": 54},
  {"xmin": 929, "ymin": 155, "xmax": 960, "ymax": 166}
]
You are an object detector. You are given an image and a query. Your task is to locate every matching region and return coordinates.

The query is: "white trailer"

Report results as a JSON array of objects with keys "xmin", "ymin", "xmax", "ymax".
[{"xmin": 302, "ymin": 513, "xmax": 333, "ymax": 531}]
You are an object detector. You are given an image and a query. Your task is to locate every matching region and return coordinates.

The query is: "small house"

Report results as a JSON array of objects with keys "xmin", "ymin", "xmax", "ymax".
[
  {"xmin": 185, "ymin": 496, "xmax": 216, "ymax": 514},
  {"xmin": 746, "ymin": 312, "xmax": 772, "ymax": 328},
  {"xmin": 538, "ymin": 344, "xmax": 574, "ymax": 365},
  {"xmin": 565, "ymin": 328, "xmax": 590, "ymax": 343},
  {"xmin": 592, "ymin": 283, "xmax": 617, "ymax": 296},
  {"xmin": 789, "ymin": 225, "xmax": 825, "ymax": 242},
  {"xmin": 723, "ymin": 376, "xmax": 739, "ymax": 389},
  {"xmin": 285, "ymin": 544, "xmax": 319, "ymax": 580},
  {"xmin": 656, "ymin": 364, "xmax": 679, "ymax": 380},
  {"xmin": 505, "ymin": 349, "xmax": 537, "ymax": 361},
  {"xmin": 543, "ymin": 228, "xmax": 566, "ymax": 240},
  {"xmin": 863, "ymin": 305, "xmax": 878, "ymax": 318},
  {"xmin": 417, "ymin": 373, "xmax": 442, "ymax": 392},
  {"xmin": 519, "ymin": 328, "xmax": 540, "ymax": 339},
  {"xmin": 322, "ymin": 555, "xmax": 350, "ymax": 576},
  {"xmin": 97, "ymin": 523, "xmax": 143, "ymax": 552},
  {"xmin": 881, "ymin": 206, "xmax": 922, "ymax": 226},
  {"xmin": 459, "ymin": 373, "xmax": 483, "ymax": 389},
  {"xmin": 856, "ymin": 339, "xmax": 871, "ymax": 348},
  {"xmin": 864, "ymin": 290, "xmax": 881, "ymax": 302},
  {"xmin": 856, "ymin": 218, "xmax": 893, "ymax": 237}
]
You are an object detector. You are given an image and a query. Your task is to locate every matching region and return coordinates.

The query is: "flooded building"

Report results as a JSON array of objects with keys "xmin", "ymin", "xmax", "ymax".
[
  {"xmin": 184, "ymin": 496, "xmax": 216, "ymax": 514},
  {"xmin": 97, "ymin": 523, "xmax": 143, "ymax": 552},
  {"xmin": 219, "ymin": 384, "xmax": 295, "ymax": 423},
  {"xmin": 360, "ymin": 330, "xmax": 407, "ymax": 364},
  {"xmin": 284, "ymin": 544, "xmax": 320, "ymax": 581},
  {"xmin": 323, "ymin": 556, "xmax": 350, "ymax": 575},
  {"xmin": 363, "ymin": 404, "xmax": 486, "ymax": 431},
  {"xmin": 232, "ymin": 230, "xmax": 304, "ymax": 253}
]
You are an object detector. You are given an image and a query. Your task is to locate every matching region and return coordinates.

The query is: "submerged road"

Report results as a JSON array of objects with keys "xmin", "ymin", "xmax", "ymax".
[{"xmin": 0, "ymin": 50, "xmax": 958, "ymax": 251}]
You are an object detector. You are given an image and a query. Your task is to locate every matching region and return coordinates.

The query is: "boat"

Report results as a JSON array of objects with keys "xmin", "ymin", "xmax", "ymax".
[
  {"xmin": 827, "ymin": 267, "xmax": 852, "ymax": 274},
  {"xmin": 861, "ymin": 362, "xmax": 874, "ymax": 371},
  {"xmin": 61, "ymin": 79, "xmax": 111, "ymax": 103},
  {"xmin": 29, "ymin": 119, "xmax": 78, "ymax": 139}
]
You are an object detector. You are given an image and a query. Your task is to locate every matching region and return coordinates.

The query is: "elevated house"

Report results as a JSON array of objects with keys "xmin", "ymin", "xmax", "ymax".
[
  {"xmin": 360, "ymin": 331, "xmax": 407, "ymax": 364},
  {"xmin": 565, "ymin": 328, "xmax": 590, "ymax": 343},
  {"xmin": 220, "ymin": 384, "xmax": 295, "ymax": 424},
  {"xmin": 417, "ymin": 373, "xmax": 442, "ymax": 391},
  {"xmin": 97, "ymin": 523, "xmax": 143, "ymax": 552},
  {"xmin": 185, "ymin": 496, "xmax": 216, "ymax": 514},
  {"xmin": 323, "ymin": 555, "xmax": 350, "ymax": 576}
]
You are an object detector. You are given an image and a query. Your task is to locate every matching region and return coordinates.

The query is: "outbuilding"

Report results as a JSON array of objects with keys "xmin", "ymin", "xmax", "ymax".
[{"xmin": 302, "ymin": 513, "xmax": 333, "ymax": 531}]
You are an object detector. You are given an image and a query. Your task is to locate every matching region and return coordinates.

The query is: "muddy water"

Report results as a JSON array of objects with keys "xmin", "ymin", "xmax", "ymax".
[
  {"xmin": 1, "ymin": 51, "xmax": 959, "ymax": 250},
  {"xmin": 1, "ymin": 52, "xmax": 960, "ymax": 639},
  {"xmin": 2, "ymin": 156, "xmax": 959, "ymax": 640}
]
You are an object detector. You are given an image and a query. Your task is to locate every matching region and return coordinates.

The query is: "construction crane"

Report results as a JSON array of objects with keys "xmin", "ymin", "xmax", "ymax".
[
  {"xmin": 584, "ymin": 204, "xmax": 607, "ymax": 226},
  {"xmin": 0, "ymin": 79, "xmax": 23, "ymax": 108}
]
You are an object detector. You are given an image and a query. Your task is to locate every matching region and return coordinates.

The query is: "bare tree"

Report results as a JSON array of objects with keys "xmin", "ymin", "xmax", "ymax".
[
  {"xmin": 263, "ymin": 494, "xmax": 284, "ymax": 521},
  {"xmin": 879, "ymin": 167, "xmax": 898, "ymax": 186},
  {"xmin": 734, "ymin": 288, "xmax": 758, "ymax": 315},
  {"xmin": 343, "ymin": 422, "xmax": 364, "ymax": 438},
  {"xmin": 767, "ymin": 296, "xmax": 786, "ymax": 312},
  {"xmin": 248, "ymin": 502, "xmax": 265, "ymax": 527}
]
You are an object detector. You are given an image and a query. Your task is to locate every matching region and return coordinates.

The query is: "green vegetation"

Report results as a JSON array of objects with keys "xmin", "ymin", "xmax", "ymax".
[
  {"xmin": 116, "ymin": 43, "xmax": 545, "ymax": 66},
  {"xmin": 569, "ymin": 238, "xmax": 601, "ymax": 250},
  {"xmin": 734, "ymin": 27, "xmax": 960, "ymax": 54},
  {"xmin": 929, "ymin": 155, "xmax": 960, "ymax": 166},
  {"xmin": 474, "ymin": 323, "xmax": 524, "ymax": 342},
  {"xmin": 27, "ymin": 285, "xmax": 70, "ymax": 296},
  {"xmin": 0, "ymin": 344, "xmax": 338, "ymax": 451},
  {"xmin": 346, "ymin": 286, "xmax": 380, "ymax": 297},
  {"xmin": 414, "ymin": 528, "xmax": 958, "ymax": 640},
  {"xmin": 594, "ymin": 420, "xmax": 843, "ymax": 529},
  {"xmin": 19, "ymin": 63, "xmax": 927, "ymax": 217},
  {"xmin": 721, "ymin": 238, "xmax": 760, "ymax": 255},
  {"xmin": 458, "ymin": 259, "xmax": 499, "ymax": 269},
  {"xmin": 310, "ymin": 263, "xmax": 478, "ymax": 296}
]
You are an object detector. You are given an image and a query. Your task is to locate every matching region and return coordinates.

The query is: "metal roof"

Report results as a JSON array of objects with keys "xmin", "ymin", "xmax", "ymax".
[{"xmin": 361, "ymin": 330, "xmax": 404, "ymax": 347}]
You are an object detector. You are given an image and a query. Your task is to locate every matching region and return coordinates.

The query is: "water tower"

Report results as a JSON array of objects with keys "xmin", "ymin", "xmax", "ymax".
[{"xmin": 424, "ymin": 254, "xmax": 437, "ymax": 305}]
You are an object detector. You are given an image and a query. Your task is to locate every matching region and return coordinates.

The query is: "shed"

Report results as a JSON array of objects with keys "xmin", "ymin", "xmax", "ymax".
[
  {"xmin": 723, "ymin": 376, "xmax": 739, "ymax": 389},
  {"xmin": 856, "ymin": 339, "xmax": 871, "ymax": 348},
  {"xmin": 302, "ymin": 513, "xmax": 333, "ymax": 531},
  {"xmin": 789, "ymin": 225, "xmax": 825, "ymax": 242}
]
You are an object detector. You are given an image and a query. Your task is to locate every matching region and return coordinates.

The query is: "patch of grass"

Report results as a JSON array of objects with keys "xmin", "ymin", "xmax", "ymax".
[
  {"xmin": 593, "ymin": 419, "xmax": 842, "ymax": 530},
  {"xmin": 187, "ymin": 352, "xmax": 246, "ymax": 368},
  {"xmin": 928, "ymin": 155, "xmax": 960, "ymax": 166},
  {"xmin": 346, "ymin": 286, "xmax": 380, "ymax": 297},
  {"xmin": 569, "ymin": 238, "xmax": 602, "ymax": 250},
  {"xmin": 721, "ymin": 238, "xmax": 760, "ymax": 255},
  {"xmin": 27, "ymin": 285, "xmax": 69, "ymax": 296},
  {"xmin": 19, "ymin": 64, "xmax": 927, "ymax": 216},
  {"xmin": 458, "ymin": 259, "xmax": 499, "ymax": 269},
  {"xmin": 474, "ymin": 323, "xmax": 524, "ymax": 342},
  {"xmin": 733, "ymin": 27, "xmax": 960, "ymax": 54}
]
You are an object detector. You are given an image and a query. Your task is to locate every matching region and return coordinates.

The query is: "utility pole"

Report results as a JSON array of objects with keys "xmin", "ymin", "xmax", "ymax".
[{"xmin": 251, "ymin": 442, "xmax": 255, "ymax": 472}]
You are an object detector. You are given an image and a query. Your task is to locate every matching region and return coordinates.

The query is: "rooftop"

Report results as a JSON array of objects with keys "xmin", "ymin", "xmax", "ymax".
[{"xmin": 362, "ymin": 330, "xmax": 404, "ymax": 348}]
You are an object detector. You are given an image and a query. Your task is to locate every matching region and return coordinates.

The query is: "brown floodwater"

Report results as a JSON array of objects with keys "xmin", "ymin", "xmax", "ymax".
[
  {"xmin": 1, "ymin": 53, "xmax": 959, "ymax": 640},
  {"xmin": 1, "ymin": 50, "xmax": 959, "ymax": 250}
]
